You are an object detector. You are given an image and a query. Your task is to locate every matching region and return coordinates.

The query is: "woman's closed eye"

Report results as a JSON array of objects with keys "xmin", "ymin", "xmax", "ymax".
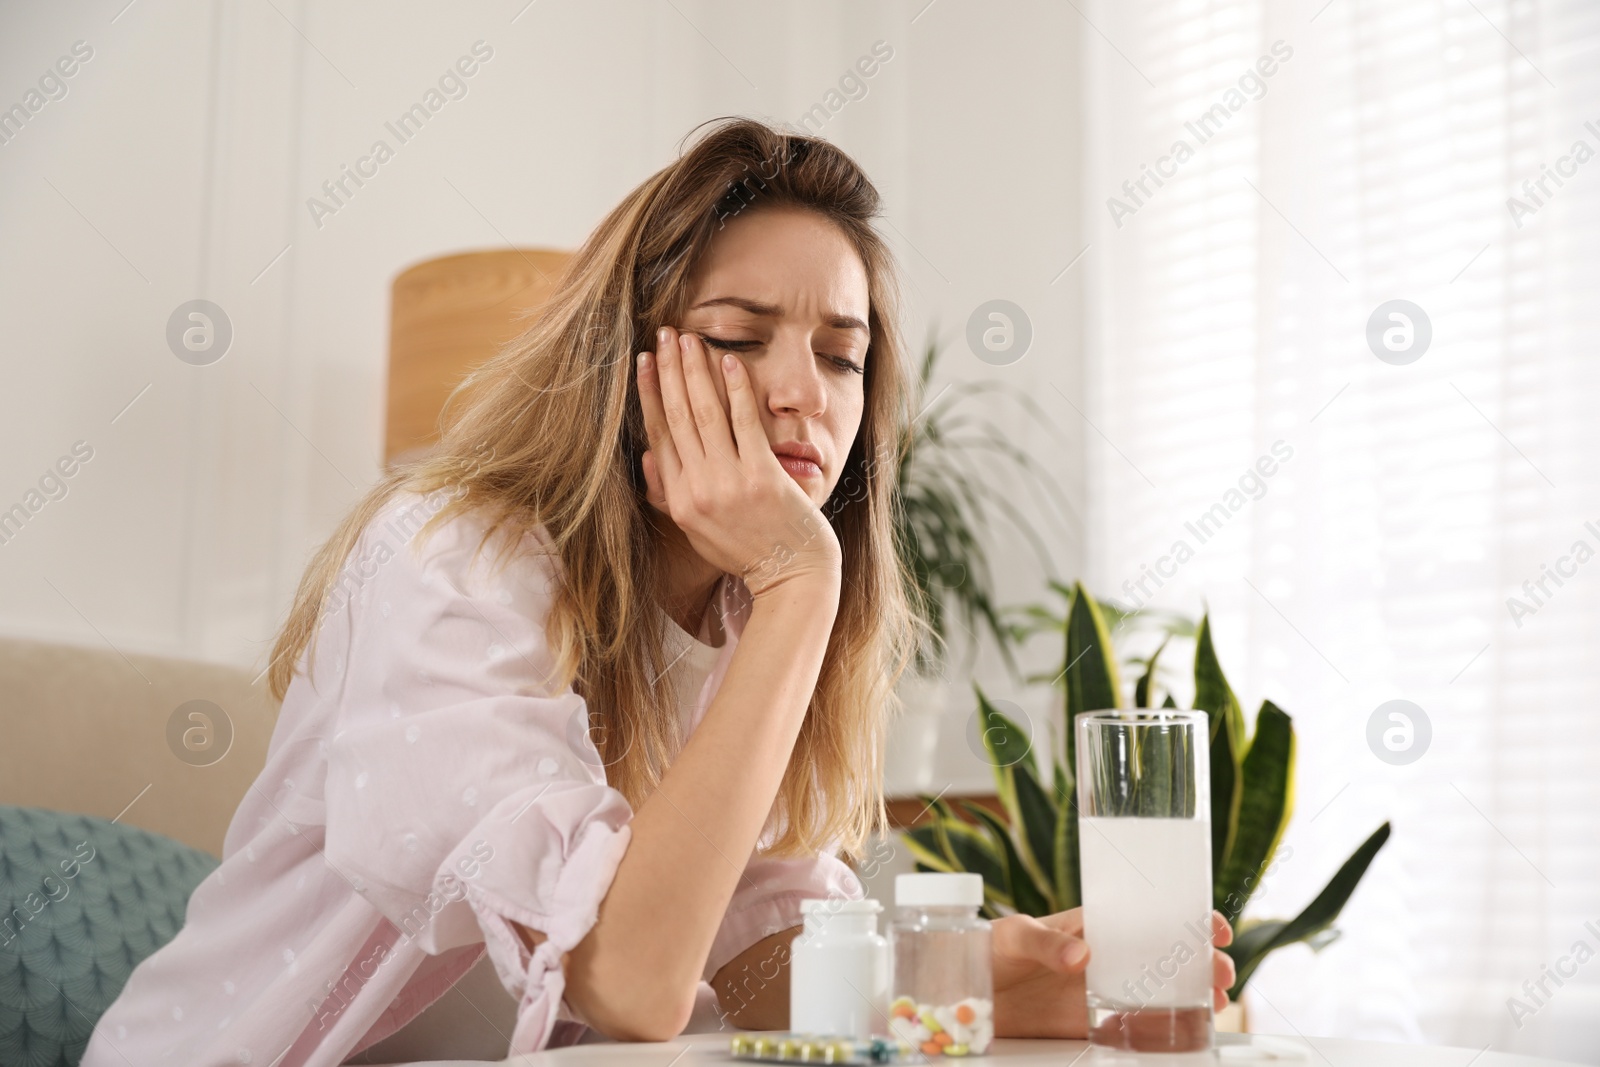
[{"xmin": 697, "ymin": 334, "xmax": 864, "ymax": 375}]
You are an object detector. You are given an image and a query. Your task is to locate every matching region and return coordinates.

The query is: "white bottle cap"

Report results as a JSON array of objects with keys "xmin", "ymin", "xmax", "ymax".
[
  {"xmin": 800, "ymin": 898, "xmax": 883, "ymax": 915},
  {"xmin": 895, "ymin": 872, "xmax": 984, "ymax": 907}
]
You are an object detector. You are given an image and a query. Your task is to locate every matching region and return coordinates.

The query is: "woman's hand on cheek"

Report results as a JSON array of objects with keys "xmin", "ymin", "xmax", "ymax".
[
  {"xmin": 636, "ymin": 325, "xmax": 842, "ymax": 598},
  {"xmin": 990, "ymin": 908, "xmax": 1237, "ymax": 1040},
  {"xmin": 639, "ymin": 329, "xmax": 733, "ymax": 514}
]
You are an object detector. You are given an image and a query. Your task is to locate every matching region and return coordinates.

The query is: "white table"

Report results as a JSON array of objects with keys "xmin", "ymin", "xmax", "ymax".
[{"xmin": 392, "ymin": 1030, "xmax": 1590, "ymax": 1066}]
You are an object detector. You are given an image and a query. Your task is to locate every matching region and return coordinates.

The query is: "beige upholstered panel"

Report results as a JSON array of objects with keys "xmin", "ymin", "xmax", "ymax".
[{"xmin": 0, "ymin": 635, "xmax": 279, "ymax": 858}]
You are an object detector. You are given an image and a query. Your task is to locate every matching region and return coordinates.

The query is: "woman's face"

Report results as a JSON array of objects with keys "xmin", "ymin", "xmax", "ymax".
[{"xmin": 674, "ymin": 205, "xmax": 870, "ymax": 506}]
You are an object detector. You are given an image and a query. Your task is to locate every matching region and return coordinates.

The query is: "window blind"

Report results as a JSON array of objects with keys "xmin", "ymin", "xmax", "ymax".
[{"xmin": 1081, "ymin": 0, "xmax": 1600, "ymax": 1058}]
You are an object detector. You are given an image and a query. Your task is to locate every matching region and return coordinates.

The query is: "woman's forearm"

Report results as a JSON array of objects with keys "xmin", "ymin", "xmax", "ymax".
[{"xmin": 558, "ymin": 576, "xmax": 839, "ymax": 1040}]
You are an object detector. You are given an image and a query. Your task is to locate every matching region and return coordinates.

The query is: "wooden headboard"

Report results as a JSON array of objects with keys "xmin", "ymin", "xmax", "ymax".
[{"xmin": 385, "ymin": 248, "xmax": 571, "ymax": 466}]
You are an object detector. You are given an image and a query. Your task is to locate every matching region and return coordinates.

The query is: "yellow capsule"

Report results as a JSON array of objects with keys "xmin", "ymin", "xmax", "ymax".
[
  {"xmin": 730, "ymin": 1034, "xmax": 752, "ymax": 1056},
  {"xmin": 920, "ymin": 1009, "xmax": 942, "ymax": 1032},
  {"xmin": 752, "ymin": 1035, "xmax": 776, "ymax": 1057},
  {"xmin": 945, "ymin": 1043, "xmax": 970, "ymax": 1057}
]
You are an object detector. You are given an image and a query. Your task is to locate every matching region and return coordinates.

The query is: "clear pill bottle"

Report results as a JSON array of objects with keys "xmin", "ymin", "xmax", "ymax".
[
  {"xmin": 789, "ymin": 898, "xmax": 888, "ymax": 1041},
  {"xmin": 887, "ymin": 873, "xmax": 994, "ymax": 1057}
]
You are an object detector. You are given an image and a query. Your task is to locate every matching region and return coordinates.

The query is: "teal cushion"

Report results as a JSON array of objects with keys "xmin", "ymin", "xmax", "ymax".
[{"xmin": 0, "ymin": 806, "xmax": 218, "ymax": 1067}]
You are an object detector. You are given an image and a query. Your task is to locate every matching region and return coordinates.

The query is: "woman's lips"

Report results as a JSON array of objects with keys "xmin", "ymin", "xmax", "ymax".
[{"xmin": 776, "ymin": 455, "xmax": 823, "ymax": 479}]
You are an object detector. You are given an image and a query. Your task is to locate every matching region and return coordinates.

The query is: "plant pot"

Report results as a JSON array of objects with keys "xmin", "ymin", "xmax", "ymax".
[{"xmin": 885, "ymin": 673, "xmax": 948, "ymax": 794}]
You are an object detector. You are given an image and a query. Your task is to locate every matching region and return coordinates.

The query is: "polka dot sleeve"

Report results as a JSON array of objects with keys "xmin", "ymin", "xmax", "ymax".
[{"xmin": 319, "ymin": 492, "xmax": 633, "ymax": 1054}]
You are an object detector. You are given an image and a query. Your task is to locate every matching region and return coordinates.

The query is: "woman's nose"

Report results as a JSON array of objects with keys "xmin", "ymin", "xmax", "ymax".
[{"xmin": 762, "ymin": 343, "xmax": 827, "ymax": 418}]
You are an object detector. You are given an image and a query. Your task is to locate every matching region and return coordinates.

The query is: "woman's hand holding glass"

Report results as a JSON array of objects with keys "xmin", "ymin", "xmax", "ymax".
[
  {"xmin": 989, "ymin": 908, "xmax": 1236, "ymax": 1039},
  {"xmin": 636, "ymin": 325, "xmax": 842, "ymax": 600}
]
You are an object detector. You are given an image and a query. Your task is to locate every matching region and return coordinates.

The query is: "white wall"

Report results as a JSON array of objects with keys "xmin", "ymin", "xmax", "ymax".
[{"xmin": 0, "ymin": 1, "xmax": 1085, "ymax": 792}]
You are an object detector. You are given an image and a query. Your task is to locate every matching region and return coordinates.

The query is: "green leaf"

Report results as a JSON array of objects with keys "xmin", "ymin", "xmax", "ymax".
[
  {"xmin": 1208, "ymin": 713, "xmax": 1242, "ymax": 893},
  {"xmin": 973, "ymin": 686, "xmax": 1035, "ymax": 813},
  {"xmin": 1135, "ymin": 637, "xmax": 1169, "ymax": 709},
  {"xmin": 1006, "ymin": 757, "xmax": 1061, "ymax": 910},
  {"xmin": 959, "ymin": 800, "xmax": 1053, "ymax": 917},
  {"xmin": 921, "ymin": 792, "xmax": 962, "ymax": 826},
  {"xmin": 934, "ymin": 817, "xmax": 1013, "ymax": 910},
  {"xmin": 956, "ymin": 814, "xmax": 1023, "ymax": 915},
  {"xmin": 1131, "ymin": 718, "xmax": 1175, "ymax": 817},
  {"xmin": 1063, "ymin": 583, "xmax": 1123, "ymax": 779},
  {"xmin": 1051, "ymin": 779, "xmax": 1081, "ymax": 909},
  {"xmin": 1216, "ymin": 701, "xmax": 1295, "ymax": 923},
  {"xmin": 1224, "ymin": 821, "xmax": 1392, "ymax": 996},
  {"xmin": 973, "ymin": 686, "xmax": 1060, "ymax": 907},
  {"xmin": 900, "ymin": 792, "xmax": 967, "ymax": 863},
  {"xmin": 1193, "ymin": 615, "xmax": 1244, "ymax": 884},
  {"xmin": 899, "ymin": 825, "xmax": 955, "ymax": 873},
  {"xmin": 1225, "ymin": 917, "xmax": 1289, "ymax": 982}
]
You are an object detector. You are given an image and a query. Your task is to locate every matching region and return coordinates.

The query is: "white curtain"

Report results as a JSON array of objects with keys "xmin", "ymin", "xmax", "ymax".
[{"xmin": 1081, "ymin": 0, "xmax": 1600, "ymax": 1060}]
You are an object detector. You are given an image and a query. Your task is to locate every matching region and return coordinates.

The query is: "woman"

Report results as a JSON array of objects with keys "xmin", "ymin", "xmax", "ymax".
[{"xmin": 84, "ymin": 117, "xmax": 1234, "ymax": 1066}]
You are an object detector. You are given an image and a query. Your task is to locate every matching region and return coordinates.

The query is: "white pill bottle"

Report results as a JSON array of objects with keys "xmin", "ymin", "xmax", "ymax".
[
  {"xmin": 887, "ymin": 872, "xmax": 994, "ymax": 1055},
  {"xmin": 788, "ymin": 898, "xmax": 889, "ymax": 1040}
]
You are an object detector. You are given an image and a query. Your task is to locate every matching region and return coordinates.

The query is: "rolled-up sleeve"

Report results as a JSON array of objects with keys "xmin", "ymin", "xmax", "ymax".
[
  {"xmin": 320, "ymin": 497, "xmax": 633, "ymax": 1053},
  {"xmin": 703, "ymin": 844, "xmax": 865, "ymax": 983}
]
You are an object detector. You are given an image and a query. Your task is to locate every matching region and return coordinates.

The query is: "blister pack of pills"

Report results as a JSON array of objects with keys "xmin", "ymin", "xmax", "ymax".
[{"xmin": 726, "ymin": 1031, "xmax": 917, "ymax": 1063}]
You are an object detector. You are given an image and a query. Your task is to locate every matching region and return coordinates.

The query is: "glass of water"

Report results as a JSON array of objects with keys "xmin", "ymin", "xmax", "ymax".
[{"xmin": 1076, "ymin": 710, "xmax": 1214, "ymax": 1054}]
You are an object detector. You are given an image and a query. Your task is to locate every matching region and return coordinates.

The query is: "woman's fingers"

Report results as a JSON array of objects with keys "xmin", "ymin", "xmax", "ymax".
[
  {"xmin": 1013, "ymin": 909, "xmax": 1233, "ymax": 1015},
  {"xmin": 994, "ymin": 913, "xmax": 1090, "ymax": 972},
  {"xmin": 678, "ymin": 332, "xmax": 738, "ymax": 463},
  {"xmin": 639, "ymin": 449, "xmax": 667, "ymax": 510},
  {"xmin": 630, "ymin": 364, "xmax": 681, "ymax": 515},
  {"xmin": 1212, "ymin": 910, "xmax": 1233, "ymax": 947},
  {"xmin": 652, "ymin": 326, "xmax": 704, "ymax": 462},
  {"xmin": 1210, "ymin": 912, "xmax": 1236, "ymax": 1010},
  {"xmin": 1213, "ymin": 946, "xmax": 1236, "ymax": 992},
  {"xmin": 1034, "ymin": 909, "xmax": 1087, "ymax": 938},
  {"xmin": 636, "ymin": 347, "xmax": 682, "ymax": 485},
  {"xmin": 718, "ymin": 349, "xmax": 770, "ymax": 462}
]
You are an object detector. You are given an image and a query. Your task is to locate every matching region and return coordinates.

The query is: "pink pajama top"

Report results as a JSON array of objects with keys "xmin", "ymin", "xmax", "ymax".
[{"xmin": 82, "ymin": 489, "xmax": 864, "ymax": 1066}]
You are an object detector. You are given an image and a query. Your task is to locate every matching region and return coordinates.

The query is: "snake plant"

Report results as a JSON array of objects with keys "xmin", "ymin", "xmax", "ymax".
[{"xmin": 899, "ymin": 581, "xmax": 1392, "ymax": 1000}]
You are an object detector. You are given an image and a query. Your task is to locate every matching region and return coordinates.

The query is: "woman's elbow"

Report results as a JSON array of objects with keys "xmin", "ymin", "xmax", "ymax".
[
  {"xmin": 572, "ymin": 980, "xmax": 697, "ymax": 1043},
  {"xmin": 609, "ymin": 995, "xmax": 695, "ymax": 1043}
]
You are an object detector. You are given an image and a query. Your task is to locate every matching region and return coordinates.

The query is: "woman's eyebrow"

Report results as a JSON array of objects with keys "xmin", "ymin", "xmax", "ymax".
[{"xmin": 688, "ymin": 296, "xmax": 868, "ymax": 333}]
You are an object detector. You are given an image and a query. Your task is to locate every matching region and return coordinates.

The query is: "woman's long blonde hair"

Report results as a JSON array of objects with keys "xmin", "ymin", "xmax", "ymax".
[{"xmin": 267, "ymin": 117, "xmax": 919, "ymax": 861}]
